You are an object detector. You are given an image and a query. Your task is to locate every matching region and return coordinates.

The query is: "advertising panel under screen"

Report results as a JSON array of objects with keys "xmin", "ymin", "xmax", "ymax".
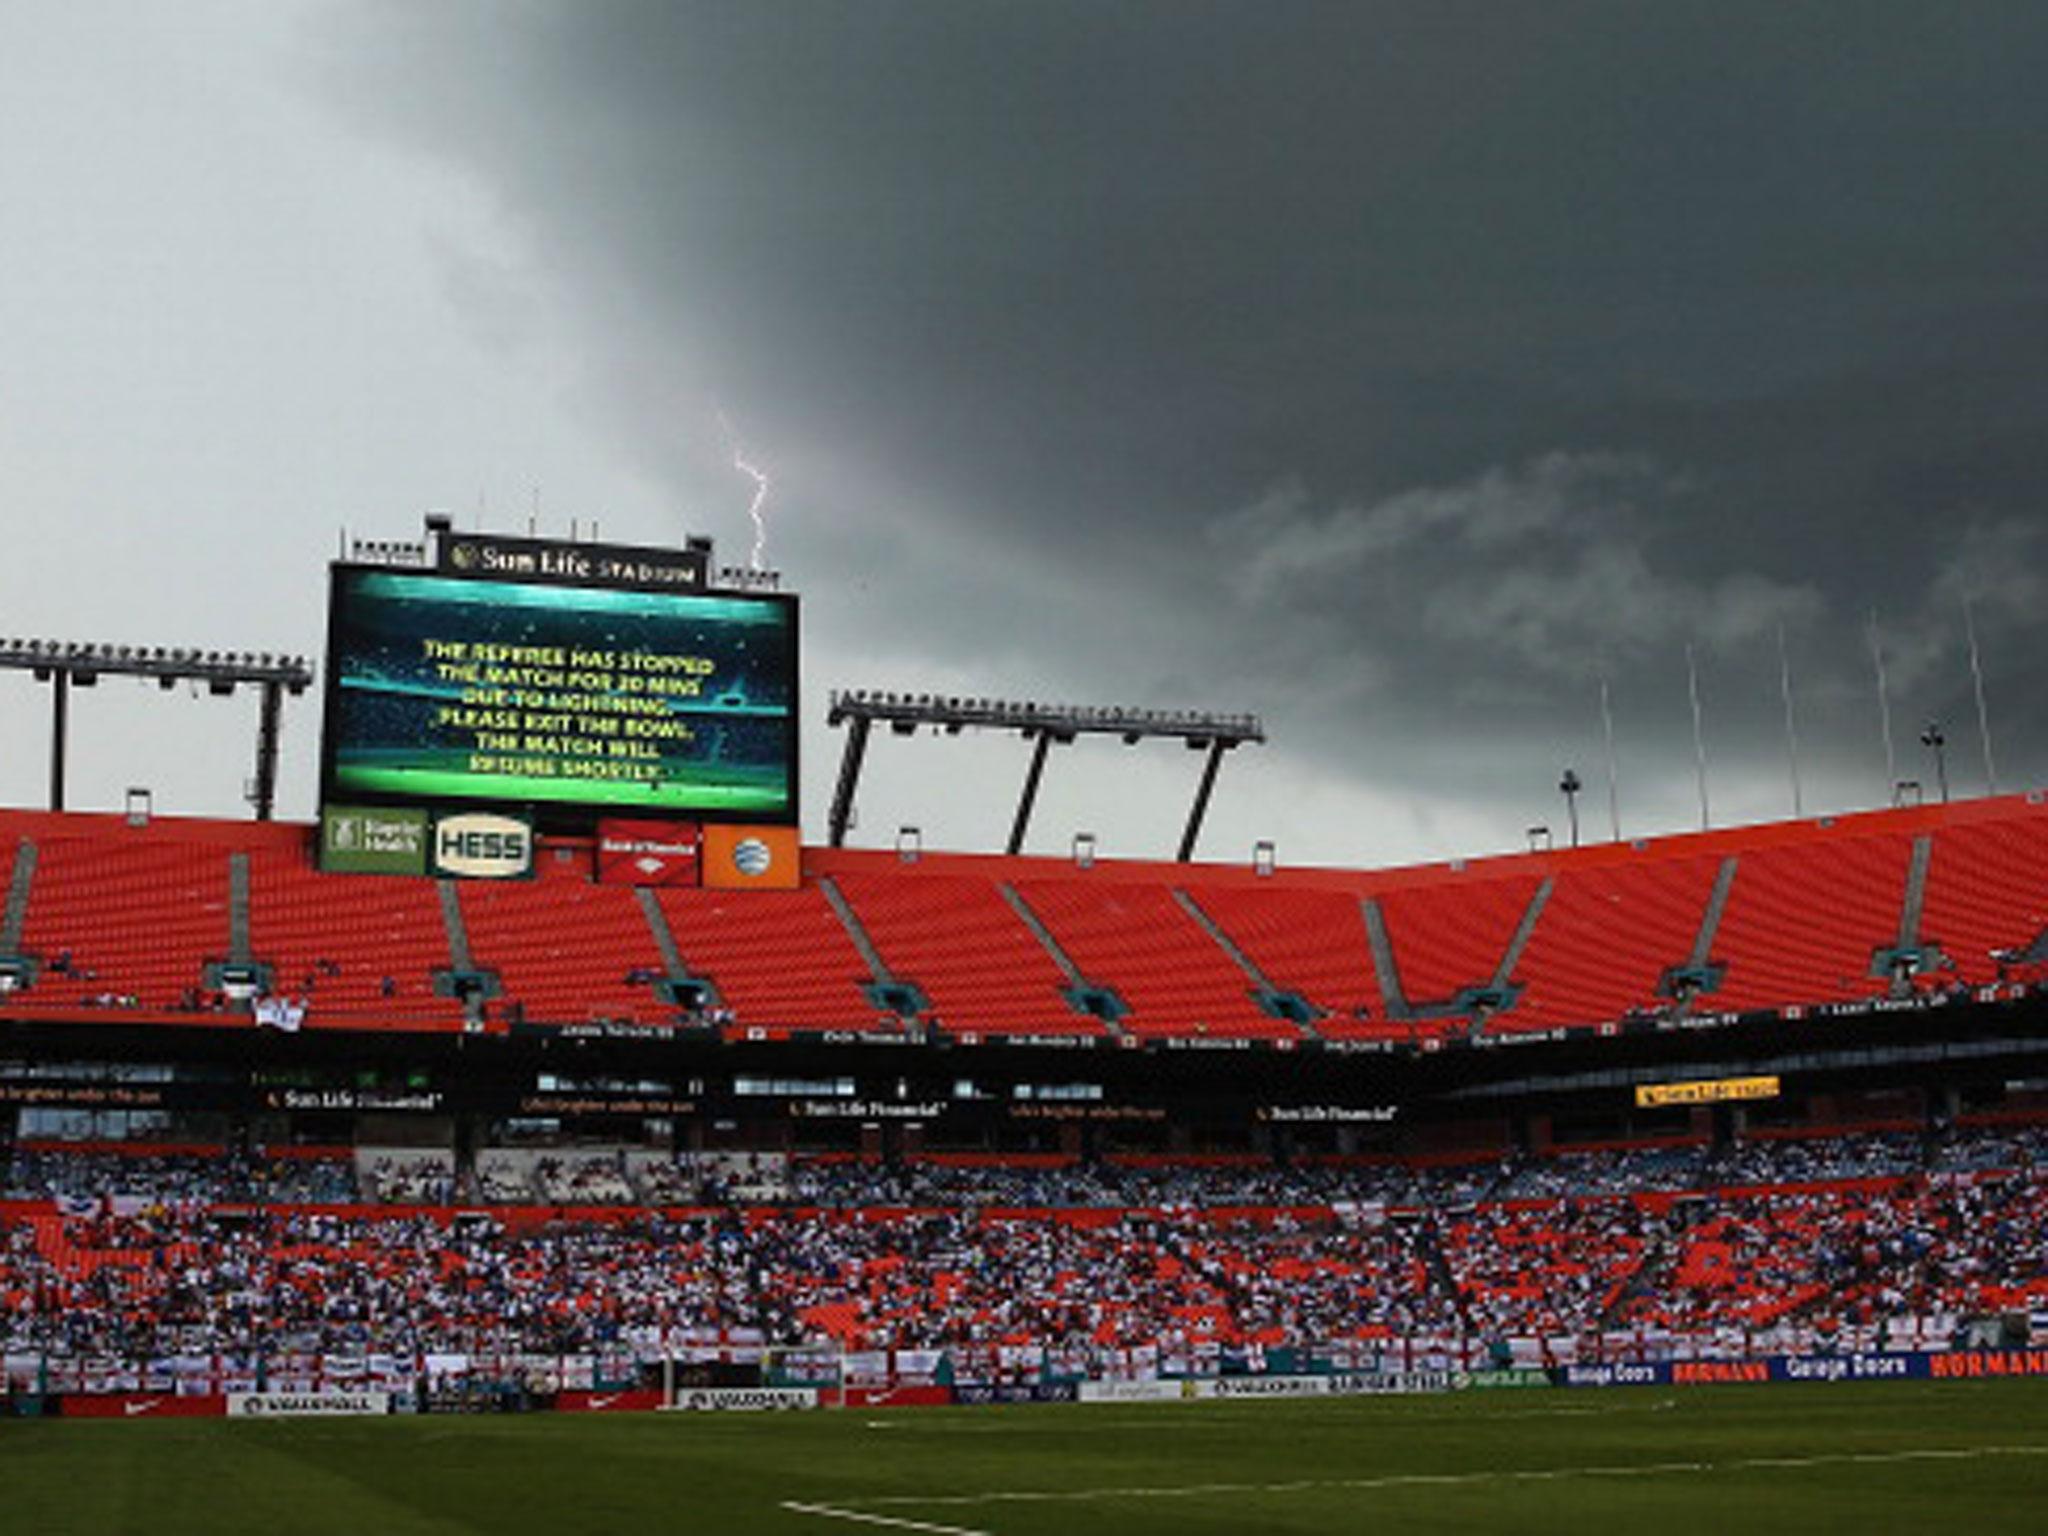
[{"xmin": 320, "ymin": 565, "xmax": 797, "ymax": 823}]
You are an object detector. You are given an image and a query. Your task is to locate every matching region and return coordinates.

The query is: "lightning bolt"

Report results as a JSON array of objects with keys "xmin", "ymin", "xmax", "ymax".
[{"xmin": 717, "ymin": 410, "xmax": 772, "ymax": 571}]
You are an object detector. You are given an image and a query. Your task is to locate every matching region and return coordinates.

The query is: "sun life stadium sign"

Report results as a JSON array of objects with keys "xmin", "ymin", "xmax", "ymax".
[{"xmin": 439, "ymin": 532, "xmax": 709, "ymax": 593}]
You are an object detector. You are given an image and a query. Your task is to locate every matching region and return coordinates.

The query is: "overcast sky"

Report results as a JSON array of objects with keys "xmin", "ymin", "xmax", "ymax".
[{"xmin": 2, "ymin": 2, "xmax": 2044, "ymax": 868}]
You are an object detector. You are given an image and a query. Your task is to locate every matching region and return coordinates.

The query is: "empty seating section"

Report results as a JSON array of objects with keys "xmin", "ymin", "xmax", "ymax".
[
  {"xmin": 1921, "ymin": 815, "xmax": 2048, "ymax": 984},
  {"xmin": 1374, "ymin": 873, "xmax": 1542, "ymax": 1004},
  {"xmin": 245, "ymin": 846, "xmax": 462, "ymax": 1030},
  {"xmin": 1013, "ymin": 879, "xmax": 1285, "ymax": 1038},
  {"xmin": 15, "ymin": 836, "xmax": 226, "ymax": 1012},
  {"xmin": 1507, "ymin": 856, "xmax": 1722, "ymax": 1030},
  {"xmin": 460, "ymin": 855, "xmax": 663, "ymax": 1023},
  {"xmin": 1708, "ymin": 836, "xmax": 1908, "ymax": 1013},
  {"xmin": 4, "ymin": 798, "xmax": 2048, "ymax": 1041},
  {"xmin": 833, "ymin": 873, "xmax": 1096, "ymax": 1035},
  {"xmin": 1186, "ymin": 887, "xmax": 1387, "ymax": 1039},
  {"xmin": 656, "ymin": 886, "xmax": 871, "ymax": 1031}
]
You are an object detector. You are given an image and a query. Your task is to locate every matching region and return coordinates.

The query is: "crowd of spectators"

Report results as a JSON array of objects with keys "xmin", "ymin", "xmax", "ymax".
[
  {"xmin": 1, "ymin": 1169, "xmax": 2040, "ymax": 1375},
  {"xmin": 3, "ymin": 1148, "xmax": 356, "ymax": 1205},
  {"xmin": 6, "ymin": 1125, "xmax": 2044, "ymax": 1213},
  {"xmin": 533, "ymin": 1154, "xmax": 635, "ymax": 1205},
  {"xmin": 0, "ymin": 1125, "xmax": 2041, "ymax": 1384},
  {"xmin": 366, "ymin": 1155, "xmax": 455, "ymax": 1205},
  {"xmin": 1442, "ymin": 1167, "xmax": 2048, "ymax": 1357}
]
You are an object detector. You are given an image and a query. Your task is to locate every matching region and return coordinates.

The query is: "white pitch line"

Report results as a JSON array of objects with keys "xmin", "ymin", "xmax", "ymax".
[
  {"xmin": 779, "ymin": 1500, "xmax": 990, "ymax": 1535},
  {"xmin": 818, "ymin": 1399, "xmax": 1681, "ymax": 1435},
  {"xmin": 855, "ymin": 1443, "xmax": 2048, "ymax": 1509}
]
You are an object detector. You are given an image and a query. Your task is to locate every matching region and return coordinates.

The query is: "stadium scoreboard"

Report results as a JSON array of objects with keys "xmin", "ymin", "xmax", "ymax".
[{"xmin": 318, "ymin": 542, "xmax": 797, "ymax": 829}]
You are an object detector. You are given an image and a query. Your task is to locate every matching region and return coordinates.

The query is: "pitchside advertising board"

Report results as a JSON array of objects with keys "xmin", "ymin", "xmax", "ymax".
[
  {"xmin": 1558, "ymin": 1349, "xmax": 2048, "ymax": 1387},
  {"xmin": 318, "ymin": 559, "xmax": 798, "ymax": 826}
]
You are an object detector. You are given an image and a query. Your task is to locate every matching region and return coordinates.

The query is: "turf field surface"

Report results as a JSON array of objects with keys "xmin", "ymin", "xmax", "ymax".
[{"xmin": 4, "ymin": 1380, "xmax": 2045, "ymax": 1535}]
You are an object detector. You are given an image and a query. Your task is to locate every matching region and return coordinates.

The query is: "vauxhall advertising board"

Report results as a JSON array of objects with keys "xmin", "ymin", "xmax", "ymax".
[{"xmin": 317, "ymin": 550, "xmax": 798, "ymax": 829}]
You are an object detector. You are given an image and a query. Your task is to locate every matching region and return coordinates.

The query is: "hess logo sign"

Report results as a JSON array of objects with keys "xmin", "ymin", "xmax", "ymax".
[{"xmin": 432, "ymin": 813, "xmax": 534, "ymax": 879}]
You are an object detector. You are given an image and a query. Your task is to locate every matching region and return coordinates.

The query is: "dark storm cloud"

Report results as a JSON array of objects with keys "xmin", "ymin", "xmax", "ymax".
[{"xmin": 325, "ymin": 1, "xmax": 2048, "ymax": 850}]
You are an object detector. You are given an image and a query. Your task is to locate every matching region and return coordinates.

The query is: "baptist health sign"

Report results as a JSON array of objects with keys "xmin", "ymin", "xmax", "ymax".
[
  {"xmin": 320, "ymin": 806, "xmax": 429, "ymax": 874},
  {"xmin": 321, "ymin": 806, "xmax": 533, "ymax": 879}
]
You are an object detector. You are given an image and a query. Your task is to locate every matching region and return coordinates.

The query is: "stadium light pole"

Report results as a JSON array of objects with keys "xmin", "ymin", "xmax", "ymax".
[
  {"xmin": 825, "ymin": 713, "xmax": 872, "ymax": 848},
  {"xmin": 1920, "ymin": 721, "xmax": 1949, "ymax": 804},
  {"xmin": 47, "ymin": 667, "xmax": 69, "ymax": 812},
  {"xmin": 1869, "ymin": 610, "xmax": 1898, "ymax": 807},
  {"xmin": 1962, "ymin": 593, "xmax": 1999, "ymax": 794},
  {"xmin": 1598, "ymin": 672, "xmax": 1621, "ymax": 842},
  {"xmin": 1686, "ymin": 643, "xmax": 1711, "ymax": 831},
  {"xmin": 1007, "ymin": 728, "xmax": 1067, "ymax": 856},
  {"xmin": 1777, "ymin": 623, "xmax": 1804, "ymax": 818},
  {"xmin": 1177, "ymin": 738, "xmax": 1237, "ymax": 863},
  {"xmin": 1558, "ymin": 768, "xmax": 1583, "ymax": 848}
]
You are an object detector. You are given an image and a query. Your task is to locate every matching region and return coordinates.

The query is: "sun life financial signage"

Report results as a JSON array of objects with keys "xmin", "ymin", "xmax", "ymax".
[
  {"xmin": 320, "ymin": 805, "xmax": 429, "ymax": 875},
  {"xmin": 1634, "ymin": 1074, "xmax": 1781, "ymax": 1108},
  {"xmin": 439, "ymin": 533, "xmax": 708, "ymax": 593},
  {"xmin": 430, "ymin": 812, "xmax": 535, "ymax": 880}
]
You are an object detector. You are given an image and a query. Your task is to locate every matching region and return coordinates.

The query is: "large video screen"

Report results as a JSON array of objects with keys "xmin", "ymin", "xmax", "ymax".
[{"xmin": 320, "ymin": 566, "xmax": 797, "ymax": 822}]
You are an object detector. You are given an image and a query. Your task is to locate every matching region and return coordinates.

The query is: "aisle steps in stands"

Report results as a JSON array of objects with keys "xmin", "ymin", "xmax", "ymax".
[
  {"xmin": 1707, "ymin": 833, "xmax": 1913, "ymax": 1013},
  {"xmin": 1658, "ymin": 855, "xmax": 1738, "ymax": 1010},
  {"xmin": 1015, "ymin": 876, "xmax": 1292, "ymax": 1039},
  {"xmin": 1173, "ymin": 888, "xmax": 1321, "ymax": 1039},
  {"xmin": 1920, "ymin": 814, "xmax": 2048, "ymax": 985},
  {"xmin": 819, "ymin": 874, "xmax": 930, "ymax": 1021},
  {"xmin": 999, "ymin": 883, "xmax": 1135, "ymax": 1037},
  {"xmin": 245, "ymin": 844, "xmax": 465, "ymax": 1031},
  {"xmin": 458, "ymin": 859, "xmax": 666, "ymax": 1027},
  {"xmin": 656, "ymin": 884, "xmax": 877, "ymax": 1035},
  {"xmin": 1180, "ymin": 886, "xmax": 1385, "ymax": 1040},
  {"xmin": 0, "ymin": 837, "xmax": 37, "ymax": 990},
  {"xmin": 831, "ymin": 873, "xmax": 1101, "ymax": 1037}
]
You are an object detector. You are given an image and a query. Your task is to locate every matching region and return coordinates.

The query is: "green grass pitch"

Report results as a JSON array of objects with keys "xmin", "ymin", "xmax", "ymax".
[{"xmin": 5, "ymin": 1382, "xmax": 2045, "ymax": 1535}]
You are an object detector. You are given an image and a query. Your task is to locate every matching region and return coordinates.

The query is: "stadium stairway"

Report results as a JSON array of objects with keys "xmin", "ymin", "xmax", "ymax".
[
  {"xmin": 458, "ymin": 847, "xmax": 669, "ymax": 1026},
  {"xmin": 246, "ymin": 842, "xmax": 466, "ymax": 1031},
  {"xmin": 15, "ymin": 832, "xmax": 228, "ymax": 1015},
  {"xmin": 1920, "ymin": 813, "xmax": 2048, "ymax": 985},
  {"xmin": 1507, "ymin": 853, "xmax": 1724, "ymax": 1031},
  {"xmin": 1010, "ymin": 876, "xmax": 1291, "ymax": 1040},
  {"xmin": 655, "ymin": 882, "xmax": 882, "ymax": 1037},
  {"xmin": 1179, "ymin": 885, "xmax": 1388, "ymax": 1040},
  {"xmin": 828, "ymin": 871, "xmax": 1102, "ymax": 1038},
  {"xmin": 1706, "ymin": 832, "xmax": 1912, "ymax": 1013}
]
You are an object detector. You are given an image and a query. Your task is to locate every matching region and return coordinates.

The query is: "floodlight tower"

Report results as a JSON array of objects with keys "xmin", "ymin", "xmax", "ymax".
[
  {"xmin": 0, "ymin": 640, "xmax": 314, "ymax": 817},
  {"xmin": 824, "ymin": 692, "xmax": 1265, "ymax": 861}
]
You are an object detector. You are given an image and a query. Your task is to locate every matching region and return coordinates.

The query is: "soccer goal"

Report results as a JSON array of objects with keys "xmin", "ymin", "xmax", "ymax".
[{"xmin": 658, "ymin": 1346, "xmax": 846, "ymax": 1411}]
